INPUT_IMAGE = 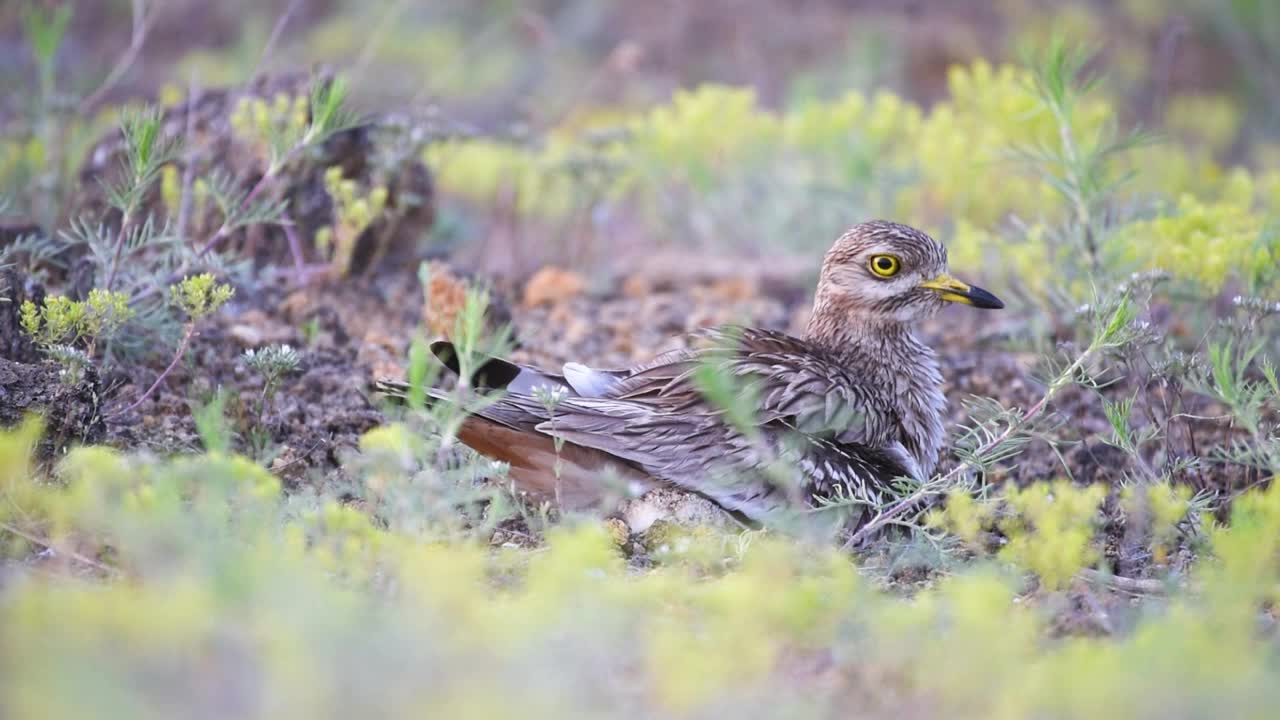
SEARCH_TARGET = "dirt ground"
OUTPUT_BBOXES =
[89,249,1237,500]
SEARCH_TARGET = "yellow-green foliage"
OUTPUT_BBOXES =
[1110,186,1270,289]
[229,92,311,169]
[316,166,390,277]
[425,134,618,221]
[20,289,133,352]
[629,85,780,190]
[3,423,1279,718]
[0,136,46,195]
[1123,483,1193,565]
[169,273,235,320]
[1166,93,1243,154]
[424,60,1274,295]
[934,480,1150,590]
[160,163,181,218]
[0,418,44,556]
[999,481,1108,590]
[902,61,1096,227]
[928,487,995,548]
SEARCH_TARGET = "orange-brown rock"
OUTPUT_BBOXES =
[523,267,587,308]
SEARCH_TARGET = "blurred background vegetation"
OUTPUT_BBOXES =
[3,0,1280,278]
[6,0,1280,146]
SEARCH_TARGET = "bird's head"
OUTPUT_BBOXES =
[812,220,1004,325]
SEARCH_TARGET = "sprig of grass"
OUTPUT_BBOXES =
[1015,36,1156,278]
[845,294,1140,548]
[21,2,71,105]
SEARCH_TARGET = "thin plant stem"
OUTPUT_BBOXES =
[282,216,307,281]
[1044,96,1099,273]
[1078,568,1171,595]
[103,206,135,295]
[112,322,197,417]
[77,0,151,115]
[252,0,304,79]
[175,71,202,239]
[131,168,279,306]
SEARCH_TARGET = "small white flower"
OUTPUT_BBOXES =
[532,384,569,410]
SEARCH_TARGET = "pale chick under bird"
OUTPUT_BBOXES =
[376,220,1003,531]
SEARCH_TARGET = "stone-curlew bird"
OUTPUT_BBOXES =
[376,220,1003,528]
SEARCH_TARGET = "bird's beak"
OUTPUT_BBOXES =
[918,274,1004,309]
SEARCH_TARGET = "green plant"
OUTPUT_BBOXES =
[1187,307,1280,476]
[532,384,570,507]
[315,166,389,277]
[112,274,235,417]
[20,290,133,356]
[19,289,134,383]
[1015,38,1154,278]
[242,343,301,456]
[10,2,73,227]
[1,65,363,412]
[228,79,360,180]
[847,293,1145,553]
[244,344,301,414]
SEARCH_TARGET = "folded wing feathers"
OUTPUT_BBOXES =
[378,326,903,519]
[539,327,896,507]
[561,362,625,397]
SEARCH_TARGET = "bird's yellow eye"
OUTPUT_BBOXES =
[869,254,901,278]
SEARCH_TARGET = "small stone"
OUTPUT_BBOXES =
[357,329,405,381]
[227,324,263,347]
[278,290,315,322]
[620,487,729,533]
[270,446,296,474]
[523,267,586,308]
[621,274,651,298]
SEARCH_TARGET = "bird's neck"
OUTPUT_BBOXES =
[803,304,947,479]
[803,302,917,357]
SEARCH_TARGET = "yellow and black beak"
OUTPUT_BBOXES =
[919,274,1004,309]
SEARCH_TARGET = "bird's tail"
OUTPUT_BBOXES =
[371,340,556,432]
[372,377,436,405]
[372,338,523,406]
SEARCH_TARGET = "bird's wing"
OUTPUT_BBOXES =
[533,326,908,517]
[376,327,909,519]
[607,326,888,437]
[374,339,635,434]
[426,339,635,397]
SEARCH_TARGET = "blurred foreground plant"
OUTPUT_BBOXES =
[3,411,1280,718]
